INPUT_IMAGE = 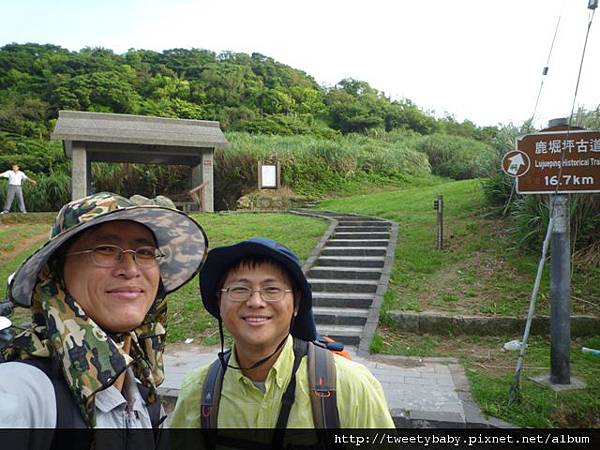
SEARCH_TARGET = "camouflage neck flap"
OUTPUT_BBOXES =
[2,265,166,427]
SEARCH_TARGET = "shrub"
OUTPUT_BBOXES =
[92,162,190,199]
[506,193,600,262]
[417,133,497,179]
[482,173,515,211]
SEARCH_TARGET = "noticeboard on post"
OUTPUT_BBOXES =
[258,161,280,189]
[504,126,600,194]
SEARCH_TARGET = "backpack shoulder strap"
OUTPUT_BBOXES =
[197,341,341,430]
[137,383,166,429]
[200,351,230,428]
[20,357,87,428]
[274,338,308,429]
[307,341,340,429]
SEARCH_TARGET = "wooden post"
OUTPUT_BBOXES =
[434,195,444,250]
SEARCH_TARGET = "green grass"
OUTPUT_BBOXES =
[0,243,45,325]
[189,212,326,258]
[319,178,600,427]
[318,179,599,318]
[376,327,600,427]
[0,212,55,225]
[468,335,600,428]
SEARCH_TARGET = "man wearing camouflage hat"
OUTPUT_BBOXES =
[0,193,207,440]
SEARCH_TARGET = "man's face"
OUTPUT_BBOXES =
[219,261,297,354]
[62,221,161,333]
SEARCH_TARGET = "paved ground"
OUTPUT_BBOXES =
[159,343,511,428]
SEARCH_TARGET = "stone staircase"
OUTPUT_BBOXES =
[290,210,398,355]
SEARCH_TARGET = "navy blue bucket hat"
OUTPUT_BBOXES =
[199,238,317,341]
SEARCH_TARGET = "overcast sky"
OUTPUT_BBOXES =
[2,0,598,128]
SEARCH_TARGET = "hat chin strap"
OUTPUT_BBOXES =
[217,314,297,371]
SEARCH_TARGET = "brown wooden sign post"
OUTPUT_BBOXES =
[503,122,600,388]
[508,125,600,194]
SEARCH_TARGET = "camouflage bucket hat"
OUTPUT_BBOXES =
[10,192,208,306]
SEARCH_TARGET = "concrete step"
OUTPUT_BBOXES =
[312,292,374,308]
[313,306,369,325]
[328,239,389,247]
[338,217,391,227]
[308,266,381,280]
[329,216,379,221]
[322,247,387,257]
[316,256,385,268]
[336,226,391,232]
[317,324,363,345]
[334,232,391,240]
[308,278,379,294]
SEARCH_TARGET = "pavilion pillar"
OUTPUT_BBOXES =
[71,143,90,201]
[201,150,214,212]
[191,150,214,212]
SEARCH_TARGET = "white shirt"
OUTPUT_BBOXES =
[1,170,29,186]
[0,362,161,428]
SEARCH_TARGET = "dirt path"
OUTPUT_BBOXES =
[0,226,47,265]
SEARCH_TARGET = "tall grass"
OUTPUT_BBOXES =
[417,133,497,179]
[92,162,190,199]
[2,132,432,211]
[215,132,431,208]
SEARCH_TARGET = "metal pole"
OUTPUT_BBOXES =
[550,194,571,384]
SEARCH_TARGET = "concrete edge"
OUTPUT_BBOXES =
[358,220,399,356]
[289,209,338,272]
[388,310,600,336]
[448,363,516,428]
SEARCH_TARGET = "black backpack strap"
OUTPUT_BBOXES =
[200,350,230,429]
[137,383,167,429]
[307,341,340,429]
[17,358,92,450]
[20,357,87,429]
[137,383,168,449]
[275,337,308,428]
[270,338,309,449]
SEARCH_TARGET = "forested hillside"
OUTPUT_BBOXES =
[0,43,499,140]
[0,43,506,211]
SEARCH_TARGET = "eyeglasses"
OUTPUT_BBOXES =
[221,285,292,303]
[65,244,164,268]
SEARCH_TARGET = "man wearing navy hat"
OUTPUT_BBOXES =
[171,238,395,431]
